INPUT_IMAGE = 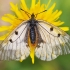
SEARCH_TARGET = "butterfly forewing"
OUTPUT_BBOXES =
[0,21,30,60]
[35,20,70,61]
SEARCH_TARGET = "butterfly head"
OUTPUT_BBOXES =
[31,13,35,19]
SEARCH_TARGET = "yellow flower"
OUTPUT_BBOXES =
[1,0,69,64]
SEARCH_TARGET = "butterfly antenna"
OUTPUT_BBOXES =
[35,10,47,17]
[20,8,31,18]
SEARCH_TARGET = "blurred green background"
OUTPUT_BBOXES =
[0,0,70,70]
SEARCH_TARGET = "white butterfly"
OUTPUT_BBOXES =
[0,10,70,62]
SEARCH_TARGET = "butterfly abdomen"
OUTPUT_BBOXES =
[30,26,36,44]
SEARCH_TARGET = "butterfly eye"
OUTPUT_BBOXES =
[50,27,53,31]
[58,33,61,37]
[9,39,13,43]
[15,31,18,35]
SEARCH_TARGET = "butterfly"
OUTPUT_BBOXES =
[0,9,70,62]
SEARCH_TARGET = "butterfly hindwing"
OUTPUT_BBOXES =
[0,21,30,60]
[35,20,70,61]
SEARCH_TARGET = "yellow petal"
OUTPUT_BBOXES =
[30,49,34,64]
[0,26,12,32]
[46,0,51,9]
[10,2,16,11]
[4,14,16,20]
[32,0,40,14]
[2,16,13,24]
[20,10,29,20]
[36,4,45,19]
[10,2,23,19]
[21,0,28,11]
[0,33,9,40]
[51,21,64,26]
[28,36,35,64]
[60,27,69,31]
[52,11,62,21]
[31,0,36,9]
[20,59,23,62]
[43,3,56,20]
[46,10,58,22]
[20,55,26,62]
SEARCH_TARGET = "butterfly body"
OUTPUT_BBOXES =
[29,25,36,44]
[28,13,37,44]
[27,13,44,45]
